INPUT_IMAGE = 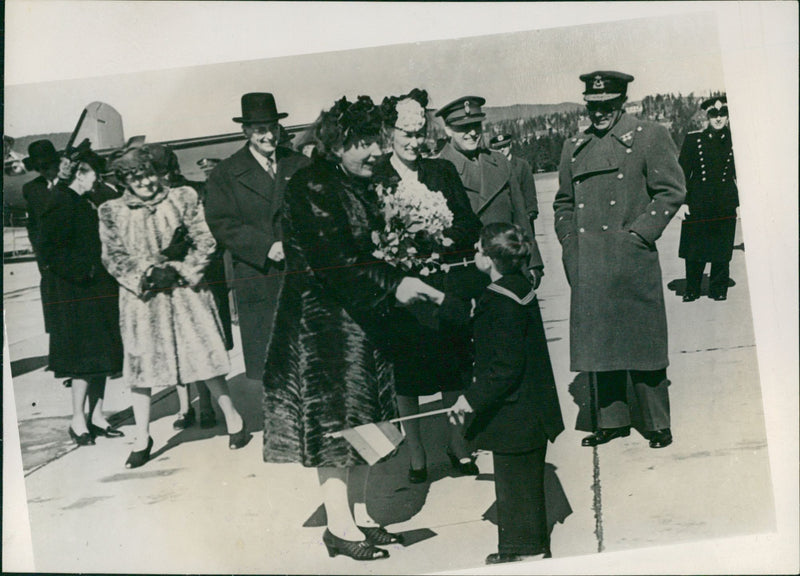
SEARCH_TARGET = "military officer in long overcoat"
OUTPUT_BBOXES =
[678,95,738,302]
[205,93,310,380]
[554,71,686,449]
[436,97,544,288]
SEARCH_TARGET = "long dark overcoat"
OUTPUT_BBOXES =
[438,143,544,270]
[510,155,539,217]
[23,175,56,333]
[463,273,564,453]
[678,126,738,262]
[262,158,407,468]
[205,145,309,378]
[553,114,686,372]
[37,183,123,379]
[371,154,483,396]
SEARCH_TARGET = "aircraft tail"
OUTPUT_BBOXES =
[68,102,125,151]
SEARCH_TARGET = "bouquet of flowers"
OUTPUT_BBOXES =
[371,178,454,276]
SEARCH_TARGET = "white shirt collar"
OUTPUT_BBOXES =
[390,153,418,182]
[248,146,276,173]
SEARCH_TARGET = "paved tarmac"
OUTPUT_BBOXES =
[3,174,776,574]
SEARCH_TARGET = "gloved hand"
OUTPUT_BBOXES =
[160,224,194,262]
[142,265,185,294]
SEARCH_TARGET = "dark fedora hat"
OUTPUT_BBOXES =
[233,93,289,124]
[24,139,61,171]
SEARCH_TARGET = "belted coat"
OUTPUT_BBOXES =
[678,126,738,262]
[554,114,686,372]
[204,145,310,379]
[438,143,543,270]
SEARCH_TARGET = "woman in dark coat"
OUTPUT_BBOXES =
[372,88,484,482]
[263,96,443,561]
[37,146,124,445]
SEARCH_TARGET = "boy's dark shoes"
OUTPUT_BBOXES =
[581,426,630,446]
[485,551,551,564]
[648,428,673,448]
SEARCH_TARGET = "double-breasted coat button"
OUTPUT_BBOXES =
[664,210,670,216]
[601,225,608,230]
[578,203,584,208]
[579,228,585,233]
[617,173,624,179]
[636,126,642,131]
[609,200,616,205]
[702,177,707,181]
[571,157,576,163]
[650,210,657,215]
[626,149,632,154]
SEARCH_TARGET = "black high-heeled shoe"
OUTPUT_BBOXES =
[69,426,95,446]
[125,437,154,469]
[89,423,125,438]
[322,529,389,560]
[228,420,250,450]
[359,525,404,545]
[446,449,479,475]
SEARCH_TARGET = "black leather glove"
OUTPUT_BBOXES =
[143,265,185,293]
[160,224,194,262]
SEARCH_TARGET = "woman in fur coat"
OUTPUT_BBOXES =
[263,96,444,561]
[98,145,248,470]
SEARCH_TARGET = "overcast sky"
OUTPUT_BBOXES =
[4,5,724,143]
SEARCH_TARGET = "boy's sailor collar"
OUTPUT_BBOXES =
[487,273,536,305]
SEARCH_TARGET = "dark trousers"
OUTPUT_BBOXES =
[493,445,549,556]
[685,260,730,298]
[596,369,670,431]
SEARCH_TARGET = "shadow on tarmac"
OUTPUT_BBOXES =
[666,275,737,297]
[10,354,49,377]
[481,463,573,536]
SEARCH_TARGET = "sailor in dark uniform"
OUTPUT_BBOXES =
[678,95,738,301]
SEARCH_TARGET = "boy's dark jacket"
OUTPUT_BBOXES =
[460,272,564,453]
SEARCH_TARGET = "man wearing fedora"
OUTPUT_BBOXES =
[554,71,686,449]
[490,133,539,228]
[436,96,544,288]
[678,95,738,302]
[22,140,71,333]
[205,93,309,381]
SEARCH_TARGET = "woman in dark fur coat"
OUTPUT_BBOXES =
[372,88,484,483]
[263,96,444,561]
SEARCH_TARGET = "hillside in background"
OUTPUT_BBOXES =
[482,102,585,122]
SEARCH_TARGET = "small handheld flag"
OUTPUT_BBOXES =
[325,407,453,466]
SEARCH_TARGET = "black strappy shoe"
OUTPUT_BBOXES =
[322,529,389,560]
[359,526,404,545]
